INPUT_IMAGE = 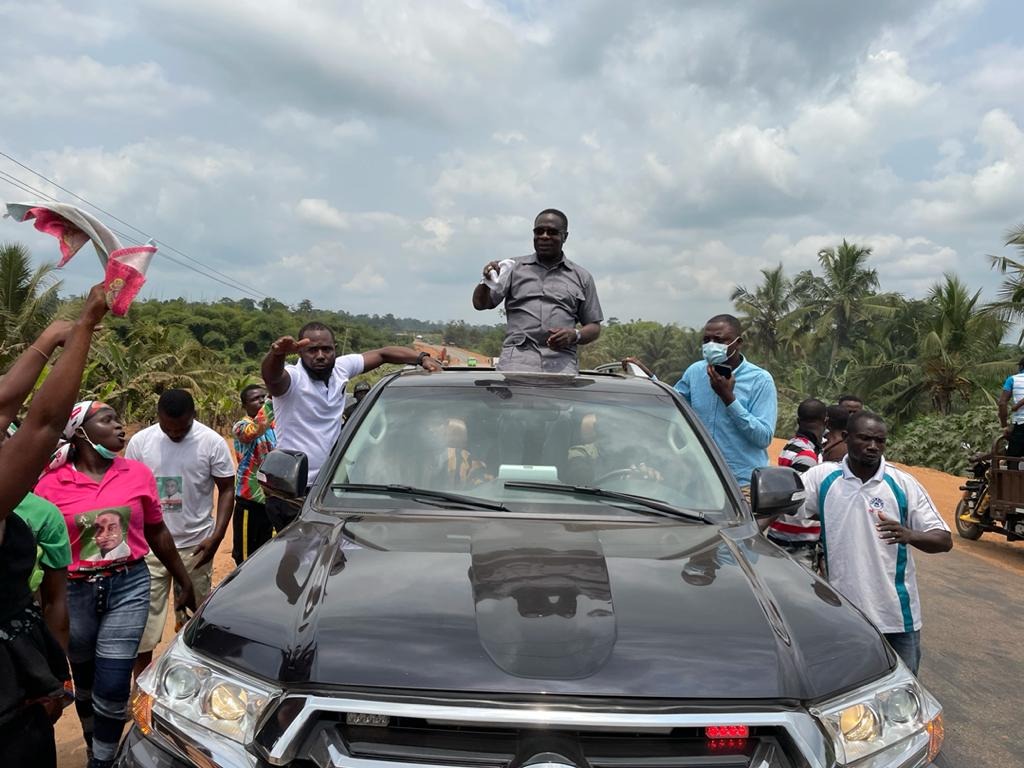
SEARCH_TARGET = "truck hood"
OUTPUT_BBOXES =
[190,513,891,700]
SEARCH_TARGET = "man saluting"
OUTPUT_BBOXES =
[261,322,442,529]
[472,209,603,374]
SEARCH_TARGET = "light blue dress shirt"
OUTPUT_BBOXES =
[674,357,778,486]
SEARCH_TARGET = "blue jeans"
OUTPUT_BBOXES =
[67,560,150,765]
[884,630,921,675]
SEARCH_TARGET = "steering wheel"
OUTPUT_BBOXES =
[593,467,649,485]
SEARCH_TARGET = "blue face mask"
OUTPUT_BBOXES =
[701,340,734,366]
[79,429,118,460]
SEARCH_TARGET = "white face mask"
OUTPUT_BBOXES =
[701,339,735,366]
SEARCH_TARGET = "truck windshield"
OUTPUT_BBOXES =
[324,382,735,521]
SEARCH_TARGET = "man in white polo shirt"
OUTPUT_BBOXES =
[798,411,951,674]
[261,321,442,529]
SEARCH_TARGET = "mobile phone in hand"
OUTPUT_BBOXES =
[713,364,732,379]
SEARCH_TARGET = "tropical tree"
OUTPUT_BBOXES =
[985,223,1024,341]
[730,263,796,361]
[849,274,1011,420]
[80,324,219,425]
[0,242,61,366]
[580,321,699,381]
[790,240,889,370]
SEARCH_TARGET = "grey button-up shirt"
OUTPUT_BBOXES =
[490,253,603,374]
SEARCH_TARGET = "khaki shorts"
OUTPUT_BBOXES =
[138,547,212,653]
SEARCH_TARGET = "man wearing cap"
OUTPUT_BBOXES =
[343,381,371,422]
[262,322,443,530]
[472,208,603,374]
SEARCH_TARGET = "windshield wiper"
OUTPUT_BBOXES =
[503,481,711,523]
[330,483,507,511]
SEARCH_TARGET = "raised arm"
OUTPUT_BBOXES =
[0,320,73,425]
[262,336,309,397]
[472,260,503,311]
[0,284,108,521]
[361,347,444,373]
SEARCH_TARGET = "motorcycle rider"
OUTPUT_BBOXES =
[998,356,1024,459]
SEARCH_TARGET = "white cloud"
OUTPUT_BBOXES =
[0,55,208,117]
[403,217,454,252]
[493,131,526,145]
[1,0,1017,324]
[906,110,1024,228]
[295,199,408,232]
[341,265,388,294]
[0,2,127,45]
[264,108,375,150]
[296,198,349,230]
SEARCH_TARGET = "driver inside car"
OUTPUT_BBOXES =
[564,413,663,486]
[430,417,492,490]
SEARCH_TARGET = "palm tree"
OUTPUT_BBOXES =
[0,242,61,366]
[731,263,796,360]
[81,323,219,424]
[851,274,1011,420]
[985,223,1024,341]
[790,240,889,370]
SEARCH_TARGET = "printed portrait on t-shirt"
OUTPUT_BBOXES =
[157,476,183,515]
[74,506,132,564]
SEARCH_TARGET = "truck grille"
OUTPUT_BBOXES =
[255,695,820,768]
[333,717,780,767]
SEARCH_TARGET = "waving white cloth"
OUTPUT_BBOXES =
[4,201,156,315]
[484,258,515,293]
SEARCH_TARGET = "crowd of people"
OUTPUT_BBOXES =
[0,208,953,767]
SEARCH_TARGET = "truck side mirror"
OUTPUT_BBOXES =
[258,450,308,500]
[750,466,806,518]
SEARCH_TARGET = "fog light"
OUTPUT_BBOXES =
[705,725,748,739]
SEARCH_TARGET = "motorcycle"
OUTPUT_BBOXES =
[956,437,1024,541]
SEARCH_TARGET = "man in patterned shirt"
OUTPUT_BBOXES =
[767,397,826,569]
[231,385,276,564]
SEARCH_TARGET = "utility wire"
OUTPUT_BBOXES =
[0,149,268,299]
[0,168,267,300]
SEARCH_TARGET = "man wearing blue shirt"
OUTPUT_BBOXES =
[674,314,777,488]
[998,356,1024,457]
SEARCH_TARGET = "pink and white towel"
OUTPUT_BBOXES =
[4,201,156,316]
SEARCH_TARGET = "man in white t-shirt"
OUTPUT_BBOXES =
[126,389,235,675]
[798,411,951,674]
[261,321,443,529]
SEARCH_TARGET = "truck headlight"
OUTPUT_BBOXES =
[811,660,942,765]
[132,635,280,745]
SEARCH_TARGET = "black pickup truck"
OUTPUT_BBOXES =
[119,368,944,768]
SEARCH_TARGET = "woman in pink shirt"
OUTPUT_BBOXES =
[0,285,107,768]
[35,401,195,768]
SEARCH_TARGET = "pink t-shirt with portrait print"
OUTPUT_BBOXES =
[34,457,163,573]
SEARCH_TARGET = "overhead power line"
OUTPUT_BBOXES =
[0,150,269,300]
[0,169,265,300]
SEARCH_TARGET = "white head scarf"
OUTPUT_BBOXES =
[48,400,107,470]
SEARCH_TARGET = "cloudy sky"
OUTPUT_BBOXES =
[2,0,1024,328]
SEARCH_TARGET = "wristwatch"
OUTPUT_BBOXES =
[416,351,431,367]
[574,329,582,344]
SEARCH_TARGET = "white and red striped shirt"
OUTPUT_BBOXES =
[769,432,821,544]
